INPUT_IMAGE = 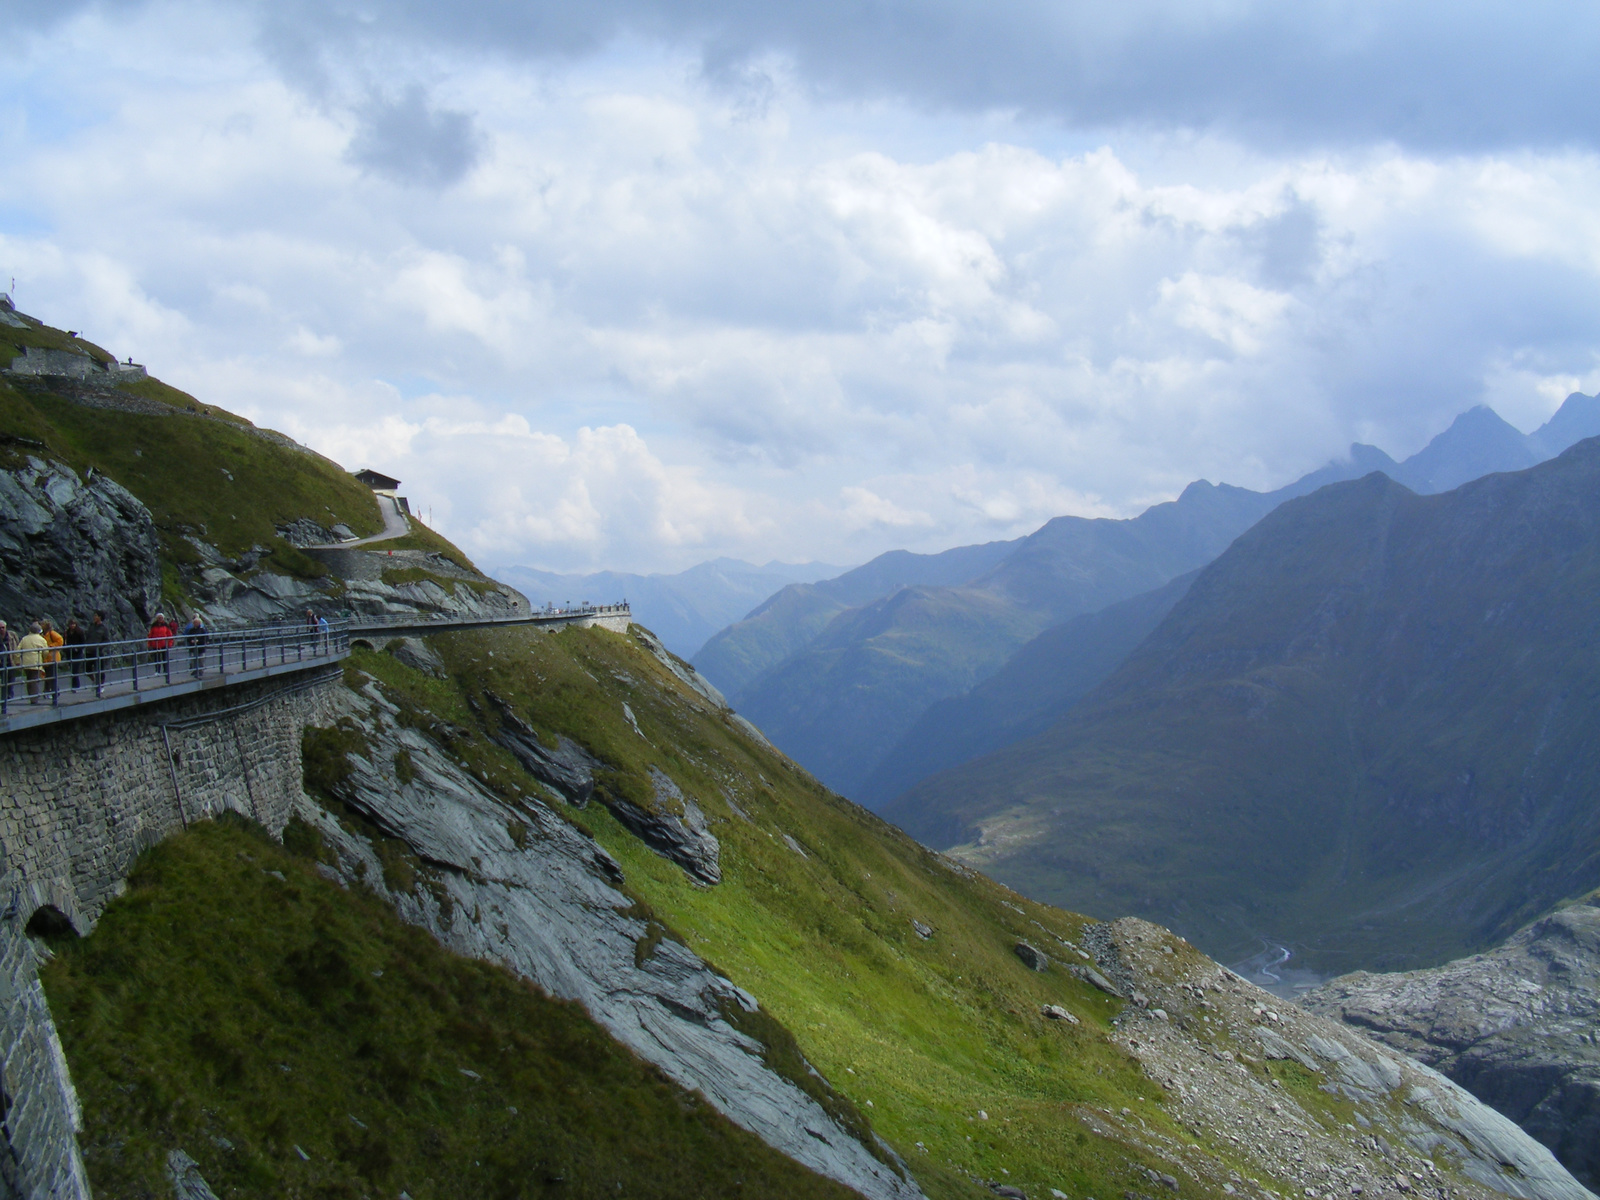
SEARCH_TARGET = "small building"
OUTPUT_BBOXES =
[354,468,401,493]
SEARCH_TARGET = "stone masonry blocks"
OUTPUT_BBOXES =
[0,669,343,1199]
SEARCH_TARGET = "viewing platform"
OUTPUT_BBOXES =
[0,603,632,735]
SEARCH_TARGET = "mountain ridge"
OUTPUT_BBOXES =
[764,393,1600,805]
[885,439,1600,978]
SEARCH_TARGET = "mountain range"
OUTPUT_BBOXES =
[9,296,1597,1198]
[884,438,1600,977]
[695,397,1600,803]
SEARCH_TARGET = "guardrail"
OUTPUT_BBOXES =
[346,602,630,630]
[1,618,351,717]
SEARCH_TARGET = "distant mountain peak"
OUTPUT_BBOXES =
[1532,391,1600,456]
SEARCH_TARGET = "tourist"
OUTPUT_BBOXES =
[41,619,63,695]
[147,613,176,680]
[317,612,330,652]
[17,623,47,703]
[0,620,15,701]
[184,615,209,679]
[86,611,111,693]
[63,618,86,691]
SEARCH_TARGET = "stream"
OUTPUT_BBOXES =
[1227,941,1327,999]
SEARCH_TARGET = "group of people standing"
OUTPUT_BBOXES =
[0,613,114,703]
[0,611,210,705]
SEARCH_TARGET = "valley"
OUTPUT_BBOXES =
[2,297,1597,1200]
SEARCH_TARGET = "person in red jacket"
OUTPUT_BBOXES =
[147,613,176,680]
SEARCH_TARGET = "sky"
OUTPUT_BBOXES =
[4,1,1600,574]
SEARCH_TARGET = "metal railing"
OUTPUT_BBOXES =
[0,618,350,716]
[346,602,630,630]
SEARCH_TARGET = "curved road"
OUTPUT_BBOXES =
[310,493,410,549]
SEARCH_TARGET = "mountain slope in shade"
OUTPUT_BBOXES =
[736,585,1040,794]
[862,397,1600,808]
[693,539,1018,699]
[857,571,1197,809]
[729,460,1398,799]
[1531,390,1600,455]
[887,441,1600,976]
[1390,405,1543,493]
[495,557,842,658]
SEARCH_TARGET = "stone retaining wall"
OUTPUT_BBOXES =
[0,668,343,1199]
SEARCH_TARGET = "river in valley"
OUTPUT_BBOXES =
[1227,942,1327,999]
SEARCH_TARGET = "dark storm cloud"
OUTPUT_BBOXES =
[345,86,484,187]
[11,0,1594,152]
[263,0,1599,152]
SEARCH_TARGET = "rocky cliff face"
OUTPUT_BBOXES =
[300,670,922,1200]
[1302,900,1600,1191]
[1084,918,1594,1200]
[186,540,527,628]
[0,455,161,635]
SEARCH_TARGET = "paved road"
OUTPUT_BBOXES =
[310,493,410,549]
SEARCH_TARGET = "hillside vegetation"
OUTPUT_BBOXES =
[326,626,1169,1200]
[1,309,384,597]
[889,447,1600,975]
[41,817,859,1200]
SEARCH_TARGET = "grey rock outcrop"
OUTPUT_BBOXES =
[299,677,924,1200]
[275,518,335,548]
[386,637,445,678]
[1014,941,1048,971]
[1302,899,1600,1190]
[485,692,721,883]
[189,538,529,628]
[167,1149,222,1200]
[485,691,600,805]
[602,767,721,885]
[0,456,161,635]
[1095,919,1595,1200]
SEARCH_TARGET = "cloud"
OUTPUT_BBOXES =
[7,5,1600,573]
[217,0,1600,154]
[345,85,484,187]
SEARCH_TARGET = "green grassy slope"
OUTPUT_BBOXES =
[1,309,385,594]
[889,451,1600,975]
[335,624,1213,1200]
[41,817,860,1200]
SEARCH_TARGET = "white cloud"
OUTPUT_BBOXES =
[5,6,1600,573]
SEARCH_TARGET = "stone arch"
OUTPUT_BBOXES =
[23,905,77,940]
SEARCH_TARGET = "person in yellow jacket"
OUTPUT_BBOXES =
[16,623,48,704]
[41,619,64,694]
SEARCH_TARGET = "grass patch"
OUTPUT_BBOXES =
[40,817,863,1200]
[342,627,1203,1200]
[378,521,480,572]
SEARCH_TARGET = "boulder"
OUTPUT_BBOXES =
[1014,941,1048,971]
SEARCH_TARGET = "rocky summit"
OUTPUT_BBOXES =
[1303,897,1600,1191]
